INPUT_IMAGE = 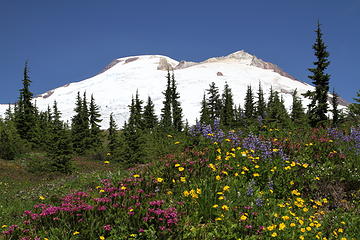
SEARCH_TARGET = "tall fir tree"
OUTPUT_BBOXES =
[199,93,210,124]
[143,96,158,129]
[108,113,118,153]
[331,89,340,126]
[48,101,73,173]
[220,82,235,127]
[89,94,102,149]
[15,62,37,142]
[171,72,183,131]
[305,22,331,126]
[206,82,222,121]
[348,90,360,122]
[256,82,266,119]
[290,89,306,124]
[267,91,290,126]
[244,86,255,120]
[71,92,90,154]
[160,70,173,130]
[134,90,144,130]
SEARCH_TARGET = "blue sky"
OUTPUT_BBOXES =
[1,0,359,103]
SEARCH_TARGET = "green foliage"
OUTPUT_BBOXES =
[306,22,331,126]
[143,96,158,129]
[267,91,290,127]
[244,85,255,120]
[348,89,360,123]
[171,72,183,132]
[71,92,90,154]
[206,82,222,121]
[290,89,306,124]
[256,82,266,119]
[331,89,340,126]
[108,113,119,153]
[0,122,18,160]
[160,71,173,130]
[89,94,103,150]
[220,82,235,127]
[199,93,210,124]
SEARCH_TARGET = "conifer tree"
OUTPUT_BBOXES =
[71,92,89,154]
[108,113,118,153]
[0,123,17,160]
[171,72,183,131]
[16,62,36,142]
[244,86,255,120]
[134,90,144,130]
[160,71,173,130]
[49,101,72,173]
[348,90,360,121]
[221,82,234,127]
[331,89,340,126]
[267,91,290,126]
[256,82,266,119]
[305,22,331,126]
[206,82,222,121]
[143,96,158,129]
[89,94,102,149]
[200,93,210,124]
[4,104,13,121]
[290,89,306,123]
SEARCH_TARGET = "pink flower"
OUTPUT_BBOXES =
[103,225,112,231]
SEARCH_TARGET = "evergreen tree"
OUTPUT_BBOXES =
[71,92,89,154]
[15,62,36,142]
[244,86,255,120]
[0,123,17,160]
[89,94,102,149]
[305,22,331,126]
[256,82,266,119]
[4,104,13,121]
[160,70,173,130]
[108,113,118,153]
[206,82,222,121]
[48,102,72,173]
[221,82,235,127]
[143,96,158,129]
[171,72,183,131]
[290,89,306,123]
[199,93,210,124]
[234,104,245,127]
[348,90,360,121]
[331,89,340,126]
[134,90,144,129]
[267,91,290,126]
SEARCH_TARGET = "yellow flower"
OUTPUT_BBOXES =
[196,188,202,194]
[178,167,185,172]
[302,163,309,168]
[167,134,172,138]
[99,189,105,193]
[215,217,222,221]
[291,189,301,196]
[272,148,279,152]
[299,219,304,225]
[340,238,347,240]
[175,164,180,167]
[129,233,137,237]
[300,228,306,232]
[338,228,344,233]
[240,215,247,221]
[212,204,219,208]
[1,225,7,228]
[180,177,186,182]
[73,231,80,235]
[322,198,328,203]
[255,165,260,168]
[225,138,231,142]
[267,225,275,231]
[133,174,140,178]
[223,186,230,191]
[299,236,305,240]
[271,232,278,237]
[253,173,260,177]
[103,161,110,164]
[156,178,164,183]
[216,175,221,181]
[306,226,311,231]
[106,152,111,156]
[100,236,105,240]
[167,191,173,195]
[290,161,296,167]
[290,181,295,185]
[120,186,127,190]
[234,172,239,176]
[282,216,290,221]
[218,196,224,200]
[44,238,49,240]
[279,223,286,230]
[314,177,320,180]
[39,196,45,200]
[290,223,296,227]
[303,208,309,212]
[174,141,180,144]
[183,191,190,197]
[221,205,229,211]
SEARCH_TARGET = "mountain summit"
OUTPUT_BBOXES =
[0,51,345,128]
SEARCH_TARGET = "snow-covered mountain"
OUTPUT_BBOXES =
[0,50,347,128]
